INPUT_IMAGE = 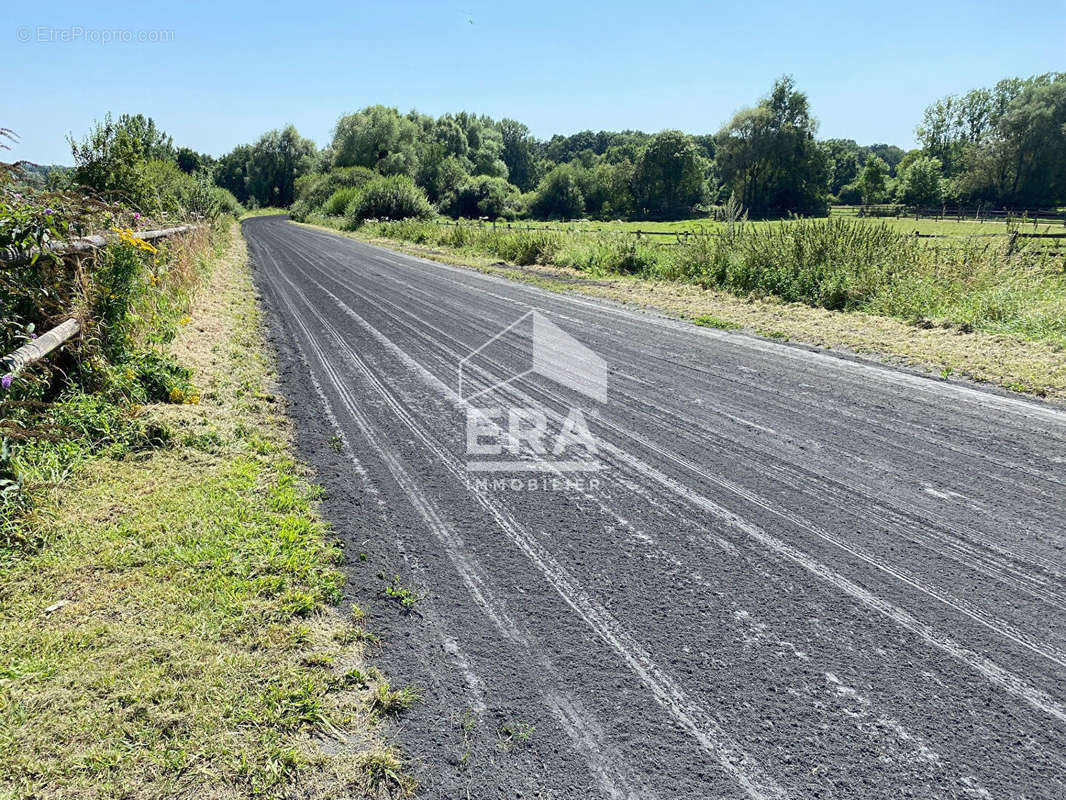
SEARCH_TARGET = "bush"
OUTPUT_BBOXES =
[211,187,244,217]
[290,167,376,221]
[322,187,361,217]
[342,175,433,228]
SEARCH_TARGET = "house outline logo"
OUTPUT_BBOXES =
[457,310,607,403]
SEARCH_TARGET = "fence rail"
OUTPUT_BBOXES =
[0,224,197,268]
[1,225,201,378]
[832,204,1066,225]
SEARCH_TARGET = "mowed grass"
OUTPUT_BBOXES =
[0,225,413,799]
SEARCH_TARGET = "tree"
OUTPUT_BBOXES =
[631,130,707,217]
[69,113,174,202]
[245,126,316,207]
[529,165,584,219]
[715,77,828,215]
[857,156,888,206]
[214,145,253,205]
[822,139,861,196]
[917,72,1066,205]
[897,156,943,207]
[499,118,537,191]
[176,147,212,174]
[332,105,421,176]
[441,175,520,219]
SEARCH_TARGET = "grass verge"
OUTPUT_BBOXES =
[0,223,413,799]
[299,218,1066,402]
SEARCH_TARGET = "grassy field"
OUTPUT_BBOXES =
[0,224,413,799]
[301,216,1066,401]
[449,213,1066,239]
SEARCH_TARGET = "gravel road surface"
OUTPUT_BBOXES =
[243,215,1066,799]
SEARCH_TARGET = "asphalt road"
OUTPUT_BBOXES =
[243,215,1066,799]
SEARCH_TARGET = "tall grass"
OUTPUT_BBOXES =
[358,217,1066,346]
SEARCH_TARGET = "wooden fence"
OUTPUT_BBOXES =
[1,225,199,377]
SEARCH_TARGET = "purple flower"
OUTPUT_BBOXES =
[133,212,141,220]
[44,208,54,215]
[1,374,12,390]
[29,333,37,340]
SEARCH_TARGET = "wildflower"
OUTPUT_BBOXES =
[179,316,192,326]
[150,275,159,285]
[133,212,141,220]
[29,333,37,340]
[129,403,144,415]
[124,368,135,381]
[187,394,201,405]
[1,374,12,390]
[44,208,54,216]
[169,386,185,403]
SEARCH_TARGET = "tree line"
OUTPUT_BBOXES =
[55,71,1066,223]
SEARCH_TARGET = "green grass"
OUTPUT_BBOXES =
[439,212,1065,238]
[239,206,290,220]
[692,314,741,330]
[0,225,413,800]
[354,216,1066,349]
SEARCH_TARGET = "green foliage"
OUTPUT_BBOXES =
[210,186,245,217]
[289,166,376,221]
[332,105,422,175]
[244,126,317,208]
[360,216,1066,351]
[322,186,362,217]
[631,130,708,218]
[857,156,889,205]
[342,175,433,226]
[715,76,829,216]
[918,72,1066,206]
[440,175,520,220]
[529,165,585,219]
[897,156,944,206]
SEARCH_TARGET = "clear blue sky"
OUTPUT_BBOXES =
[3,0,1062,165]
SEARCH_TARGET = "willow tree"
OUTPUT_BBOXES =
[714,77,828,216]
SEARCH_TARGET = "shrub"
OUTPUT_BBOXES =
[211,187,244,217]
[322,187,361,217]
[290,167,376,221]
[342,175,433,228]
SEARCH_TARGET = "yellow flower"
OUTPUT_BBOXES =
[129,403,144,415]
[111,226,157,253]
[150,275,159,285]
[186,394,200,405]
[179,316,192,326]
[169,387,185,403]
[124,369,135,381]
